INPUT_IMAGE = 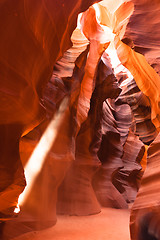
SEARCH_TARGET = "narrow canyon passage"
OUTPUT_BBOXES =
[1,0,160,240]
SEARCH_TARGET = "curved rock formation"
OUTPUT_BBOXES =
[92,99,131,209]
[125,0,160,76]
[130,133,160,240]
[57,61,121,215]
[0,0,100,224]
[122,1,160,239]
[116,76,158,145]
[113,130,144,203]
[114,36,160,131]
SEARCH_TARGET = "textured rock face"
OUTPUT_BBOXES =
[126,0,160,75]
[120,0,160,131]
[113,130,145,203]
[115,37,160,131]
[0,0,99,222]
[130,133,160,240]
[93,96,144,208]
[0,0,98,130]
[57,61,121,215]
[116,76,158,145]
[124,1,160,240]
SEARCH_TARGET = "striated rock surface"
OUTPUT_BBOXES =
[92,100,131,209]
[113,130,144,203]
[115,0,160,132]
[0,0,98,131]
[115,37,160,131]
[57,61,121,215]
[0,0,100,223]
[130,133,160,240]
[117,76,158,145]
[126,0,160,75]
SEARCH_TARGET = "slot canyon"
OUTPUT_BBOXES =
[0,0,160,239]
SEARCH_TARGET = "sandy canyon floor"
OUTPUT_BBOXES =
[4,208,130,240]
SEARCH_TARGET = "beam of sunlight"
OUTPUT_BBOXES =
[14,97,69,212]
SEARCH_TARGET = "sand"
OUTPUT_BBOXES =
[7,208,130,240]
